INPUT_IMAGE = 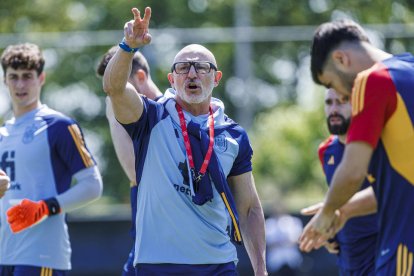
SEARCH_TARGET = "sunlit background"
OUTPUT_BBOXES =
[1,0,413,274]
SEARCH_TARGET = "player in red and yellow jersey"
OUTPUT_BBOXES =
[299,19,414,275]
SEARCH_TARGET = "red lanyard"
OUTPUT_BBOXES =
[176,103,215,185]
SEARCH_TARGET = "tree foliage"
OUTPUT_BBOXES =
[1,0,414,205]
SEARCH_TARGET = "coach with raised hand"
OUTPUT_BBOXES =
[104,6,268,276]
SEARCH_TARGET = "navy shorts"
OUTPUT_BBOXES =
[0,265,67,276]
[135,262,237,276]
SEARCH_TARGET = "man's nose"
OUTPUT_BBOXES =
[187,65,197,77]
[16,79,25,88]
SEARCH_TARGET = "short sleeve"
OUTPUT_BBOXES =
[347,64,397,148]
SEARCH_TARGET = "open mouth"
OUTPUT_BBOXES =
[16,92,28,98]
[186,83,200,91]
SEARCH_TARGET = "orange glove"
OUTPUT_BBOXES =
[7,198,61,233]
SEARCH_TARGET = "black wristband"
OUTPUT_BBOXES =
[44,197,61,216]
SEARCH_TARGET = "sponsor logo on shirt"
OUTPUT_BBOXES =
[1,151,15,181]
[174,161,191,196]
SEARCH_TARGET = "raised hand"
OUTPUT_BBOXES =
[123,7,152,49]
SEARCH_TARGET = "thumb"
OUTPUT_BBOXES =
[300,202,324,216]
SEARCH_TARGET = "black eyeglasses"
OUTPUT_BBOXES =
[171,61,217,74]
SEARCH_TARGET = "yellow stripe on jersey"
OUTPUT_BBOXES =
[352,67,372,116]
[41,267,53,276]
[351,78,360,115]
[220,192,242,243]
[402,245,408,276]
[382,93,414,185]
[397,244,413,276]
[397,244,402,276]
[408,252,413,276]
[68,124,94,168]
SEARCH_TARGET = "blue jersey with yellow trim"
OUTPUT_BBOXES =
[348,53,414,270]
[123,97,252,265]
[319,135,377,271]
[0,105,95,270]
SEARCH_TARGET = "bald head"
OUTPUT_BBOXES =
[173,44,217,67]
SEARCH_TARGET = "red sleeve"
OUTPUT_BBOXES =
[346,63,397,148]
[318,136,334,173]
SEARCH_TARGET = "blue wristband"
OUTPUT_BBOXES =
[118,39,139,53]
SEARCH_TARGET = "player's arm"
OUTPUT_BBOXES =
[300,185,376,245]
[338,185,377,220]
[323,141,373,214]
[299,142,373,252]
[105,97,136,183]
[228,172,268,276]
[103,7,152,124]
[6,166,102,234]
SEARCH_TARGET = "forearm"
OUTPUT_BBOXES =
[103,48,134,96]
[240,202,267,276]
[322,142,372,215]
[323,164,365,214]
[340,186,377,219]
[56,166,103,212]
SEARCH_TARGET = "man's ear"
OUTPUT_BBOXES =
[331,50,350,70]
[167,73,175,88]
[134,69,147,83]
[39,72,46,86]
[214,71,222,87]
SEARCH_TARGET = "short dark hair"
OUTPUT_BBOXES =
[96,46,150,78]
[310,19,370,85]
[1,43,45,77]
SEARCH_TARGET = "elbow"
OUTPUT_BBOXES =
[103,78,116,97]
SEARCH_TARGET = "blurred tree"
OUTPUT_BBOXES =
[250,98,328,209]
[0,0,413,205]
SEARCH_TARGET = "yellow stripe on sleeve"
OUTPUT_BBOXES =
[352,68,372,116]
[68,124,94,168]
[351,82,360,116]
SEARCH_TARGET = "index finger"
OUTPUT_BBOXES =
[131,7,141,21]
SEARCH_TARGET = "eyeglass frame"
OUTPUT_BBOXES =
[170,61,218,74]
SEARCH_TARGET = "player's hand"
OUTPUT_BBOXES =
[124,7,152,49]
[300,202,323,216]
[7,199,51,233]
[324,240,339,254]
[298,208,336,252]
[331,208,348,234]
[0,170,10,198]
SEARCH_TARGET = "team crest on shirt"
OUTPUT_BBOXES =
[22,122,45,144]
[214,134,227,152]
[22,124,37,144]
